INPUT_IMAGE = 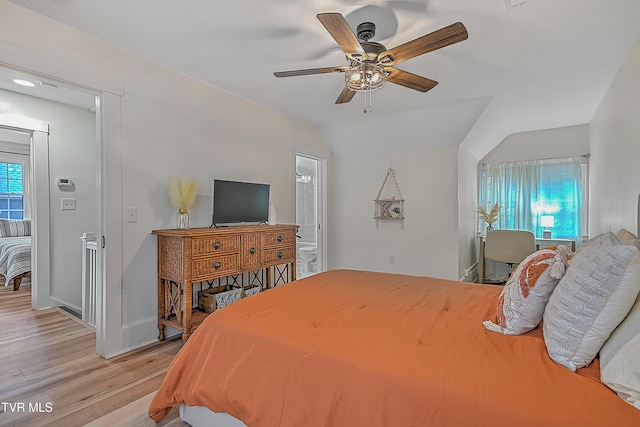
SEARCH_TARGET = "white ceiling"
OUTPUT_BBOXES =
[5,0,640,155]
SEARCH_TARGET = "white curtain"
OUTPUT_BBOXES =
[479,156,584,239]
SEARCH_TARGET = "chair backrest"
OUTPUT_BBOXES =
[485,230,536,265]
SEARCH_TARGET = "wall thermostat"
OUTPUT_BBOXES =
[57,177,74,187]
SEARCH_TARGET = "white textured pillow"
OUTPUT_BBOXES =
[571,231,619,261]
[543,239,640,371]
[483,246,571,335]
[600,291,640,409]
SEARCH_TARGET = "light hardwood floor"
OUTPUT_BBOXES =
[0,280,189,426]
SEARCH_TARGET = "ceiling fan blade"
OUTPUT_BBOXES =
[385,68,438,92]
[274,66,349,78]
[317,13,366,57]
[336,86,356,104]
[377,22,468,66]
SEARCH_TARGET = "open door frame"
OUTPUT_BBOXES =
[293,146,330,274]
[0,116,51,309]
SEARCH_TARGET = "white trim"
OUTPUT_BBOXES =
[0,116,51,310]
[118,316,159,356]
[0,52,123,97]
[31,130,50,310]
[96,92,123,358]
[0,115,48,133]
[459,262,478,282]
[49,296,82,314]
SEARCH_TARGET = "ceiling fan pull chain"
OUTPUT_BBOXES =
[363,88,368,114]
[363,87,373,114]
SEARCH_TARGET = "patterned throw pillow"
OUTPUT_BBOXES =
[0,219,31,237]
[543,234,640,371]
[483,245,572,335]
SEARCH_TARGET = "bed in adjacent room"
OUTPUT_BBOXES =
[0,219,32,291]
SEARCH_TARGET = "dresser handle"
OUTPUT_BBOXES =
[277,251,283,259]
[213,262,221,270]
[277,235,283,243]
[213,241,221,250]
[249,247,256,255]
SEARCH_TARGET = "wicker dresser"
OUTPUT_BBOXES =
[152,224,298,342]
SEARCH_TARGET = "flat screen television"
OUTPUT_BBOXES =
[211,179,270,226]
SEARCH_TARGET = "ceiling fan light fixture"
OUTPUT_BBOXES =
[345,62,386,92]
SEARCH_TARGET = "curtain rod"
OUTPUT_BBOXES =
[480,153,589,168]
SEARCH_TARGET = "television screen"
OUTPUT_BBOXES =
[212,179,270,226]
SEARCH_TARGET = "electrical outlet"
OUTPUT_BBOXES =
[61,198,76,210]
[389,254,396,264]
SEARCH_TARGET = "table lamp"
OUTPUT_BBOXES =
[541,215,554,238]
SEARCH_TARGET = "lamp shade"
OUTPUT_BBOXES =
[541,215,555,228]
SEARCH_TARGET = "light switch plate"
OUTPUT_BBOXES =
[125,207,137,223]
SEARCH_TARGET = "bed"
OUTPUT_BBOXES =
[149,267,640,425]
[149,199,640,426]
[0,219,32,291]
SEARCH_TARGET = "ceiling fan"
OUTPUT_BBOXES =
[274,12,468,108]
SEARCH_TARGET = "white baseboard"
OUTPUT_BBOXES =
[49,296,81,313]
[459,262,478,282]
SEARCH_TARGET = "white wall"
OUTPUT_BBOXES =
[0,88,96,311]
[0,1,329,355]
[457,146,478,281]
[331,146,459,280]
[481,124,590,164]
[590,34,640,235]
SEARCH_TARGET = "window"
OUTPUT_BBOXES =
[0,162,25,219]
[478,156,588,241]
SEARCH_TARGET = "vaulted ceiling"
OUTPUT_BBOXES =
[5,0,640,155]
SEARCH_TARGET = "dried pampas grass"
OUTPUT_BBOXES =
[477,202,501,225]
[167,177,197,209]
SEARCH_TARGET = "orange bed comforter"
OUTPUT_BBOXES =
[149,269,640,426]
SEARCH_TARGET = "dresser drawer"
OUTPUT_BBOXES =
[192,254,239,280]
[264,231,296,247]
[241,234,262,269]
[192,235,240,256]
[263,246,295,265]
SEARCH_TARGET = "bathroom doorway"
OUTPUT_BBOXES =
[295,154,326,278]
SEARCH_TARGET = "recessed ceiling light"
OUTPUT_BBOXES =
[12,79,37,87]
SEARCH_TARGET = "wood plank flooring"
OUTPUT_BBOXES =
[0,280,188,426]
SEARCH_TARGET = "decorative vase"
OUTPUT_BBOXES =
[176,208,189,230]
[268,202,276,225]
[486,224,494,233]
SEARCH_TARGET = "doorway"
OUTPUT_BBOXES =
[0,119,51,310]
[0,66,103,347]
[295,154,327,278]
